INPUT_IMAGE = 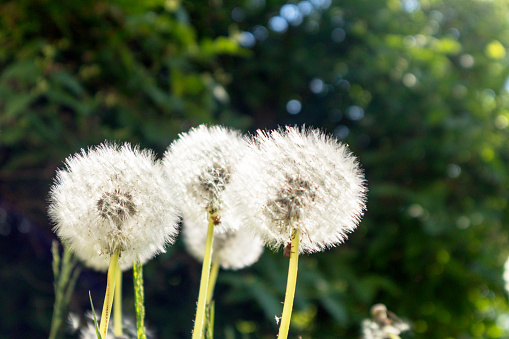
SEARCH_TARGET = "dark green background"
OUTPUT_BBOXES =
[1,0,509,337]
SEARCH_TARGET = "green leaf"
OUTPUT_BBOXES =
[5,92,38,117]
[89,291,102,339]
[50,71,85,96]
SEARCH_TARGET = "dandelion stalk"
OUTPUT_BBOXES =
[99,248,120,338]
[204,262,220,339]
[192,210,216,339]
[114,266,123,337]
[206,262,220,305]
[277,229,300,339]
[133,260,147,339]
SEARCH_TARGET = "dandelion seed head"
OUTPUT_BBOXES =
[162,125,248,231]
[361,304,411,339]
[223,126,367,253]
[183,216,264,270]
[49,142,180,269]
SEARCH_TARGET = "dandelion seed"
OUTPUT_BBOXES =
[68,312,81,333]
[48,142,180,268]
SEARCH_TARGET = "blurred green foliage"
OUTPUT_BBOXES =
[0,0,249,172]
[2,0,509,338]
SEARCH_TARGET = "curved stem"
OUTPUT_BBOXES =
[277,229,300,339]
[114,265,123,337]
[192,211,216,339]
[99,249,120,339]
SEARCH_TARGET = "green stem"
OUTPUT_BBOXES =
[204,262,220,339]
[99,249,120,339]
[49,241,62,339]
[277,229,300,339]
[192,211,216,339]
[205,300,215,339]
[114,265,123,337]
[49,241,80,339]
[206,262,220,305]
[133,261,147,339]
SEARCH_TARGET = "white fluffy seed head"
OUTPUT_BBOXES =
[162,125,248,232]
[48,142,180,269]
[223,126,367,254]
[182,215,264,270]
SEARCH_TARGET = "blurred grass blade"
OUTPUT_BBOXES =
[49,241,81,339]
[89,291,103,339]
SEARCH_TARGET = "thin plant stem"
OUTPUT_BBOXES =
[133,261,147,339]
[277,228,300,339]
[114,265,123,337]
[49,241,80,339]
[205,262,220,339]
[89,291,102,339]
[206,262,220,305]
[99,248,120,339]
[192,210,216,339]
[205,300,215,339]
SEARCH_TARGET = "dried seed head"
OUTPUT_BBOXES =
[49,142,180,269]
[223,126,367,253]
[162,125,248,231]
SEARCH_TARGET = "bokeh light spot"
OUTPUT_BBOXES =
[231,7,246,22]
[239,32,256,48]
[309,78,324,94]
[253,25,269,41]
[298,1,313,16]
[280,4,302,25]
[331,28,346,43]
[333,125,349,139]
[402,73,417,87]
[495,115,508,129]
[286,99,302,114]
[446,163,461,178]
[408,204,424,218]
[402,0,420,13]
[346,105,364,120]
[456,216,470,229]
[328,109,342,122]
[485,40,506,59]
[269,16,288,33]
